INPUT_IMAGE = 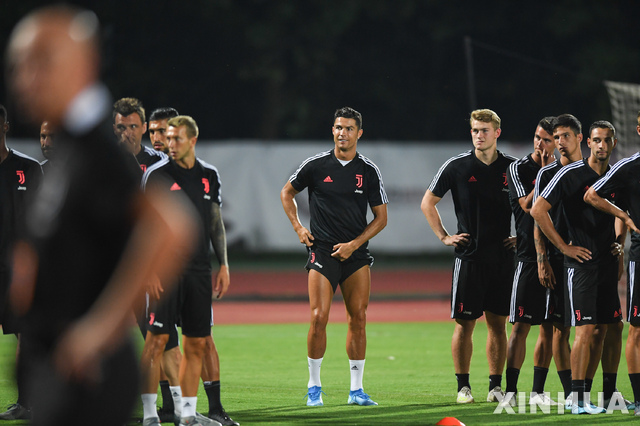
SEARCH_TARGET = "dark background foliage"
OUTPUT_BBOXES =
[2,0,639,141]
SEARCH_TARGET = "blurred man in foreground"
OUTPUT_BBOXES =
[6,5,196,425]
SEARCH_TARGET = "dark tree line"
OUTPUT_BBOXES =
[2,0,640,141]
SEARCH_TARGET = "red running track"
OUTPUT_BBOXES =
[213,269,453,324]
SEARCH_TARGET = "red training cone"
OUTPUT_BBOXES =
[436,417,465,426]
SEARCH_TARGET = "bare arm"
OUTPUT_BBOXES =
[584,187,639,234]
[534,224,556,289]
[420,189,469,247]
[613,217,627,281]
[210,202,230,299]
[280,181,314,246]
[530,196,591,263]
[50,187,196,382]
[331,203,388,261]
[518,190,534,214]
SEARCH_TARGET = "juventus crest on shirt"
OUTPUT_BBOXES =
[289,149,387,248]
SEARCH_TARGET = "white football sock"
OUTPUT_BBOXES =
[349,359,365,391]
[182,396,197,418]
[141,393,158,420]
[308,357,323,388]
[170,385,182,417]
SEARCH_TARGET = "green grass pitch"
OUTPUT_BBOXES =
[0,321,636,425]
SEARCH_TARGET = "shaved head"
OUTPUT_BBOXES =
[6,6,100,125]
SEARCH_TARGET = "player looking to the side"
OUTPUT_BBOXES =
[135,104,182,424]
[421,109,516,404]
[148,107,178,154]
[531,120,625,414]
[504,117,559,406]
[281,106,388,407]
[584,111,640,415]
[142,115,235,426]
[39,120,55,174]
[5,6,196,425]
[532,114,583,403]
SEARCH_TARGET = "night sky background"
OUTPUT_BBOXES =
[2,0,640,143]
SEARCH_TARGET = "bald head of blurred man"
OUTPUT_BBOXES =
[6,6,100,126]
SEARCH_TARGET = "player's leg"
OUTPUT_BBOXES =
[159,344,182,422]
[141,287,178,425]
[452,317,476,403]
[599,322,621,402]
[341,265,377,406]
[531,322,554,397]
[550,259,572,399]
[571,324,597,410]
[449,257,487,403]
[308,269,334,359]
[0,333,30,420]
[628,325,640,411]
[594,260,627,408]
[506,322,530,395]
[178,273,217,424]
[506,261,535,399]
[305,269,333,406]
[485,311,508,401]
[202,333,239,425]
[140,332,170,424]
[0,291,30,421]
[340,265,370,361]
[584,324,607,393]
[484,259,512,403]
[553,324,572,399]
[628,261,640,412]
[180,336,206,416]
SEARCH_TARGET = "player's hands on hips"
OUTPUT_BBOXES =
[537,259,556,289]
[296,226,314,247]
[213,264,230,300]
[331,242,355,261]
[442,233,470,248]
[562,242,591,263]
[503,236,517,251]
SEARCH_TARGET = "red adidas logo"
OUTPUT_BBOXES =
[170,182,181,191]
[324,176,333,183]
[468,176,477,182]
